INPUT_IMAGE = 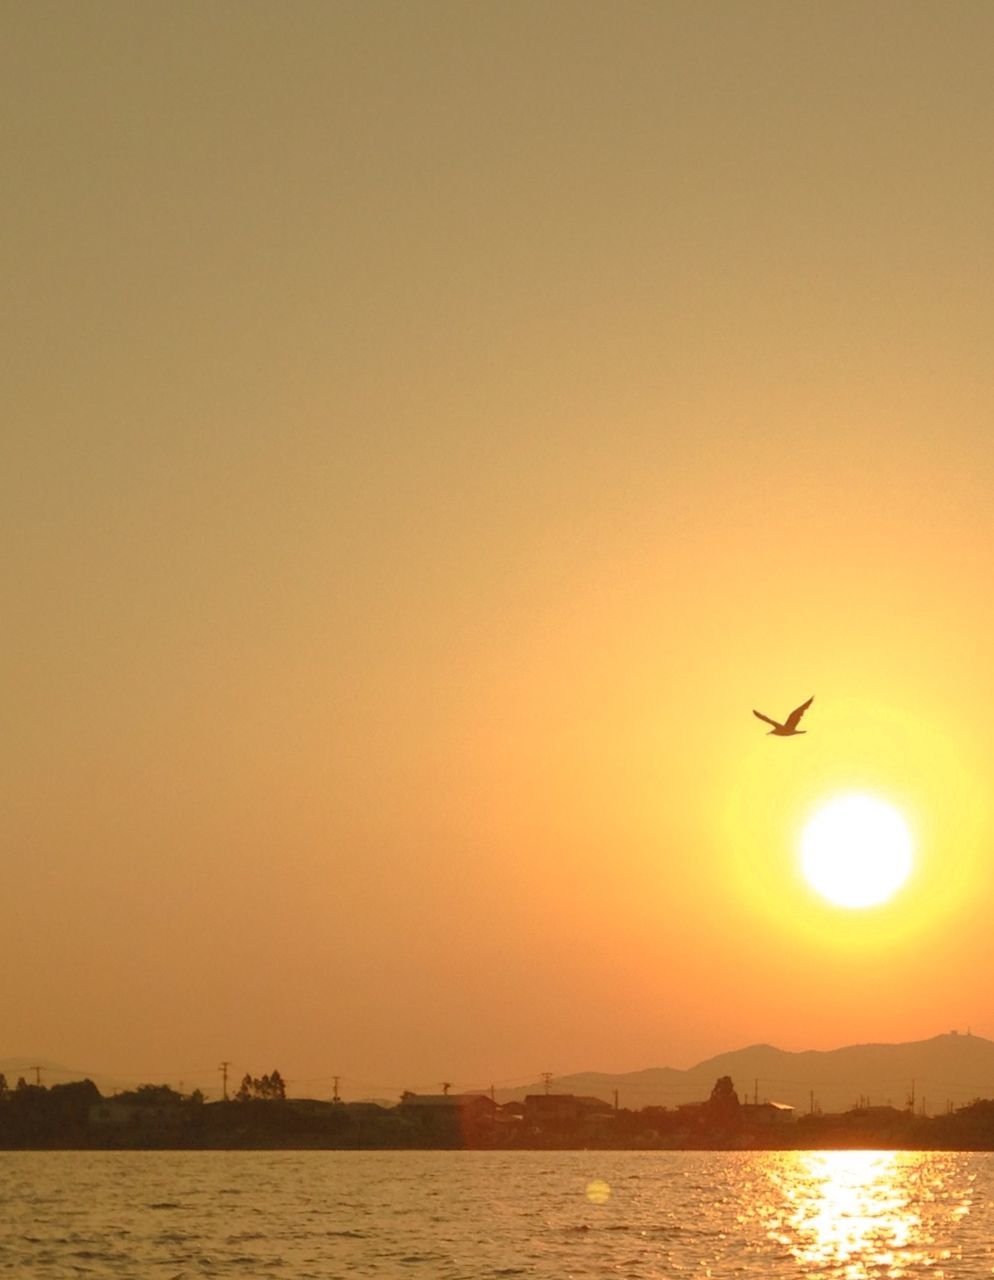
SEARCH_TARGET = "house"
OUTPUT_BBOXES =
[397,1093,496,1143]
[523,1094,613,1128]
[88,1101,186,1129]
[399,1093,495,1119]
[286,1098,337,1116]
[742,1101,795,1125]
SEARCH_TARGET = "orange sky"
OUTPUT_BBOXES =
[5,2,994,1098]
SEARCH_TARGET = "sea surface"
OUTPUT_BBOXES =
[2,1149,994,1278]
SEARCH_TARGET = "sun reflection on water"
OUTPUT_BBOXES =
[760,1151,968,1277]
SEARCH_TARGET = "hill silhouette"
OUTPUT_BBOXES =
[7,1034,994,1113]
[499,1032,994,1114]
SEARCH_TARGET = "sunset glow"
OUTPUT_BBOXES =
[6,1,994,1098]
[13,6,994,1277]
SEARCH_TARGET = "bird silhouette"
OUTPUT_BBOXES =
[753,696,813,736]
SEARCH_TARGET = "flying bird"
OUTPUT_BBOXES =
[753,696,813,737]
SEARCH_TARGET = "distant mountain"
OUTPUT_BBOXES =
[498,1033,994,1115]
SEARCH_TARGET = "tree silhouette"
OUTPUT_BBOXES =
[235,1069,287,1101]
[708,1076,741,1123]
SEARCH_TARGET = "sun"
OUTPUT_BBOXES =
[800,795,914,909]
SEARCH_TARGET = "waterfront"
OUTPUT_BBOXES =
[2,1149,993,1277]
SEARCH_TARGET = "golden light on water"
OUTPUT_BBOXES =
[800,796,913,909]
[761,1151,963,1277]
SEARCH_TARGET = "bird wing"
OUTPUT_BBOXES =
[752,709,780,728]
[784,696,814,731]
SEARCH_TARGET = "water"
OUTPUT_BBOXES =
[2,1149,994,1277]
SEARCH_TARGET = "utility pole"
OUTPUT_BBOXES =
[613,1088,619,1113]
[753,1078,758,1106]
[29,1065,43,1086]
[907,1079,915,1113]
[809,1090,814,1116]
[541,1072,553,1095]
[219,1061,230,1101]
[332,1075,341,1103]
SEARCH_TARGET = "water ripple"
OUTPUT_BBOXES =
[1,1150,993,1276]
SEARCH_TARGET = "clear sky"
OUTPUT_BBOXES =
[5,1,994,1099]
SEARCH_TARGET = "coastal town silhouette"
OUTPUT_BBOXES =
[7,1033,994,1153]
